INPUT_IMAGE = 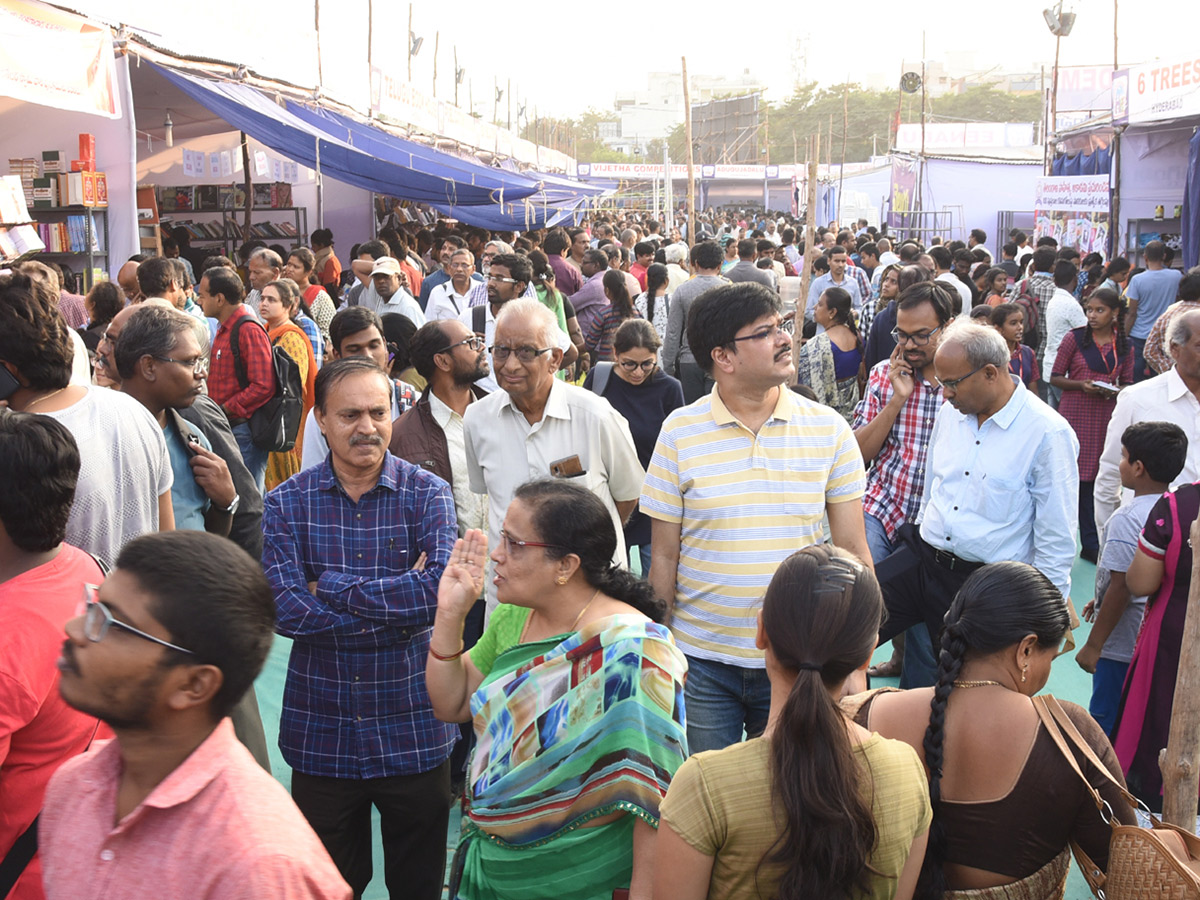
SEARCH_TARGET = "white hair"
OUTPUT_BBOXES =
[484,239,514,255]
[664,244,687,265]
[940,318,1009,369]
[495,296,559,348]
[1167,309,1200,348]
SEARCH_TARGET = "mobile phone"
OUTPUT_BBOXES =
[185,438,203,457]
[549,455,586,478]
[0,365,20,401]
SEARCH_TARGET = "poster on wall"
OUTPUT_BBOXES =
[1033,175,1111,257]
[888,157,918,228]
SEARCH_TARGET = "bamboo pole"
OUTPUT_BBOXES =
[240,131,252,244]
[682,57,696,249]
[1160,515,1200,830]
[837,82,848,225]
[794,136,818,384]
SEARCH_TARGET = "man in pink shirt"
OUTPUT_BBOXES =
[39,531,350,900]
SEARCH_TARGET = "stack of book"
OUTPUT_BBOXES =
[8,158,39,205]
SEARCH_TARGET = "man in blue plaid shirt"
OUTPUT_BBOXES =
[263,356,459,900]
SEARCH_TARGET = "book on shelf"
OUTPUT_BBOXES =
[0,175,32,223]
[195,185,220,210]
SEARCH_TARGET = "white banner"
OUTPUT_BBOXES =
[1113,57,1200,125]
[1033,175,1110,212]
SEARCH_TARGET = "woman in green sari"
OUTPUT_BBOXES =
[426,480,688,900]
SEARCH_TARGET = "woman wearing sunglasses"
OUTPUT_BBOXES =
[426,480,688,900]
[583,319,683,575]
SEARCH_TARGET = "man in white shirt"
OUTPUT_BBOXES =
[1044,260,1087,407]
[458,254,573,393]
[1095,309,1200,527]
[930,245,973,314]
[354,257,426,327]
[244,248,282,318]
[426,249,476,321]
[876,320,1079,686]
[464,297,643,612]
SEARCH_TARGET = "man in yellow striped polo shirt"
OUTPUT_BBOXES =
[641,282,870,753]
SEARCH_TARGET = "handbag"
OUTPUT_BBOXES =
[1033,695,1200,899]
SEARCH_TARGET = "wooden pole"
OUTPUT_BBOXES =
[837,82,848,225]
[795,146,818,384]
[682,56,696,249]
[240,131,252,244]
[1160,515,1200,830]
[407,4,413,82]
[432,31,438,98]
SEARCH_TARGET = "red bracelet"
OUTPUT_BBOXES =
[429,644,464,662]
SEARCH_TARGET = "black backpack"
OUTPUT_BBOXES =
[229,316,304,452]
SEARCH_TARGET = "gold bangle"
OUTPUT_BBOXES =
[429,644,464,662]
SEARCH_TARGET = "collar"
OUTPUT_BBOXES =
[314,451,401,493]
[496,377,571,422]
[215,304,251,336]
[710,382,793,426]
[984,374,1028,430]
[1165,366,1194,402]
[428,390,461,428]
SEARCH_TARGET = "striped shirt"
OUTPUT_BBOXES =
[640,386,866,666]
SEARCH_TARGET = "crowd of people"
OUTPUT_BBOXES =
[2,204,1199,900]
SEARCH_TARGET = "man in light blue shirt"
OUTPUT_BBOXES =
[805,246,864,325]
[876,319,1079,685]
[1125,240,1183,382]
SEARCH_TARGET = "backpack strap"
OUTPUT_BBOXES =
[593,361,614,395]
[472,304,487,337]
[228,314,256,391]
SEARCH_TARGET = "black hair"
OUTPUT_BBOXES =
[201,266,244,305]
[612,317,660,356]
[85,281,123,327]
[970,228,987,245]
[1122,421,1188,485]
[643,263,670,323]
[1053,259,1079,289]
[897,280,955,326]
[136,257,178,297]
[201,254,235,272]
[409,319,449,381]
[690,240,724,270]
[1035,235,1058,249]
[0,275,72,390]
[358,239,390,261]
[737,238,758,260]
[491,252,533,290]
[1080,287,1127,358]
[114,304,194,380]
[928,246,952,270]
[1002,241,1018,258]
[859,241,878,259]
[329,306,384,354]
[116,532,276,720]
[969,304,994,321]
[898,243,921,263]
[634,241,654,259]
[1178,268,1200,303]
[514,480,665,622]
[918,562,1070,899]
[582,248,609,271]
[314,356,390,413]
[543,228,569,256]
[0,412,79,551]
[686,283,781,375]
[603,269,634,319]
[820,286,858,338]
[990,302,1022,330]
[760,545,883,900]
[1103,257,1131,282]
[1031,246,1057,273]
[380,312,418,378]
[310,228,334,247]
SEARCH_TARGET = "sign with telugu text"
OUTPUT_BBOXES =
[1113,57,1200,125]
[1032,175,1110,213]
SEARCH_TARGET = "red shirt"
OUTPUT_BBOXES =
[630,262,648,292]
[0,544,106,900]
[40,719,351,900]
[209,306,275,421]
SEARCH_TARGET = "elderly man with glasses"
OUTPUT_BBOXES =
[464,296,643,615]
[873,318,1080,688]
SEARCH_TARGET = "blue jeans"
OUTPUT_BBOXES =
[864,512,895,566]
[1090,657,1129,737]
[683,655,771,753]
[865,515,939,687]
[231,421,269,498]
[1130,336,1150,383]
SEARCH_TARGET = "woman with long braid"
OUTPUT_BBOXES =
[656,546,930,900]
[848,562,1134,900]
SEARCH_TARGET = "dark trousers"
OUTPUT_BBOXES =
[291,761,450,900]
[1130,336,1150,383]
[677,362,714,404]
[876,526,979,685]
[1079,479,1099,554]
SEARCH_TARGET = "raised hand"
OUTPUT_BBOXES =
[437,529,488,621]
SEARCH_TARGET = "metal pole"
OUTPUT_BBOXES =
[407,4,413,82]
[683,56,696,248]
[432,31,438,98]
[1050,30,1062,175]
[454,46,459,107]
[664,144,673,229]
[316,137,323,228]
[918,31,926,213]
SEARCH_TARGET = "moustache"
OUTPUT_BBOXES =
[349,434,384,447]
[60,640,79,674]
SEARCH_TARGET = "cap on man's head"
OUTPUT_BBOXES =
[370,257,403,278]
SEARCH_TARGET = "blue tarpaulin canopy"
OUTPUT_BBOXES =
[152,63,605,230]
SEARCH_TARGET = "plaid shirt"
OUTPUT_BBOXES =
[847,264,872,303]
[209,305,275,420]
[850,359,944,540]
[262,452,459,778]
[1006,272,1056,369]
[296,313,324,368]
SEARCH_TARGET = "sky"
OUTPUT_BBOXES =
[71,0,1180,119]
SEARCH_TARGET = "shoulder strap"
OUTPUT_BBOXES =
[472,304,487,336]
[228,315,253,390]
[593,361,614,394]
[0,817,38,896]
[1033,696,1138,812]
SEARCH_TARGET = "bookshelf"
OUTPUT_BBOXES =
[165,206,308,259]
[31,207,108,291]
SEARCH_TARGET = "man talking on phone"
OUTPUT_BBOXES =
[850,281,955,687]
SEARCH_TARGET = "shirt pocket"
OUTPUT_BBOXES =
[979,475,1026,521]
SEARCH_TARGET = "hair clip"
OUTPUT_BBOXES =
[812,557,861,596]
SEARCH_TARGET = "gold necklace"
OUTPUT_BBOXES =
[952,679,1004,688]
[520,588,601,643]
[26,386,67,410]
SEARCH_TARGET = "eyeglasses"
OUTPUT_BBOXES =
[890,325,943,347]
[487,274,519,284]
[499,528,562,553]
[492,344,553,363]
[618,358,657,372]
[438,336,485,354]
[77,585,195,655]
[152,355,210,374]
[729,322,787,343]
[939,363,989,391]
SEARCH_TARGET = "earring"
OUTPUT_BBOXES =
[1021,664,1028,683]
[556,577,567,586]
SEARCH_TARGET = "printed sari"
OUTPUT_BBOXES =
[452,614,688,900]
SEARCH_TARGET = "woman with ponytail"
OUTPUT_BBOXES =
[426,480,687,900]
[656,545,930,900]
[1049,287,1132,563]
[849,562,1135,900]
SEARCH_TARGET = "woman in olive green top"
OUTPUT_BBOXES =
[656,546,930,900]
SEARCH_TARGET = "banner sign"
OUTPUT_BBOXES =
[0,0,120,118]
[1113,57,1200,126]
[1032,175,1110,213]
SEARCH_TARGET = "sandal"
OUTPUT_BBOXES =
[867,657,903,679]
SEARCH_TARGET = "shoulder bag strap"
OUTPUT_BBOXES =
[1033,696,1138,812]
[593,361,613,395]
[1043,696,1141,806]
[472,304,487,336]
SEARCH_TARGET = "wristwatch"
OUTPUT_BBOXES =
[216,493,240,516]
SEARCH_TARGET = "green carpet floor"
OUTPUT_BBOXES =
[252,550,1106,899]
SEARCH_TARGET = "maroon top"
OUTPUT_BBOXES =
[1052,328,1134,481]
